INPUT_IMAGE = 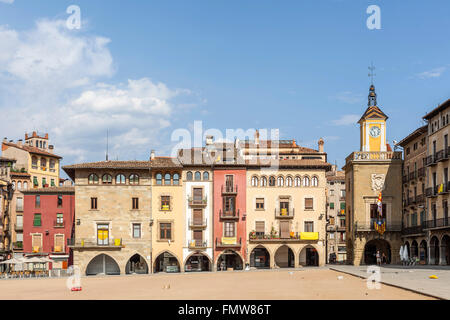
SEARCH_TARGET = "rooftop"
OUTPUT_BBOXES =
[21,186,74,194]
[2,141,62,159]
[423,99,450,120]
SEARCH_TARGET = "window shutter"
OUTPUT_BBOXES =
[255,221,265,233]
[305,198,313,209]
[280,221,290,238]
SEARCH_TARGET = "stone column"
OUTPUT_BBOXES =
[439,244,447,265]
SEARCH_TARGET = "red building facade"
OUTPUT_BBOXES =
[22,187,74,270]
[213,167,247,270]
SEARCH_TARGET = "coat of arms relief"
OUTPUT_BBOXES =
[371,174,385,192]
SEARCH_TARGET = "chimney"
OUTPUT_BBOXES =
[17,139,23,147]
[205,135,214,146]
[255,130,260,145]
[150,150,155,161]
[318,138,324,153]
[3,137,7,144]
[49,145,54,153]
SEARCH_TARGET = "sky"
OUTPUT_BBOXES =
[1,0,450,174]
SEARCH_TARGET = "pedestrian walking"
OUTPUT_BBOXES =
[376,250,381,266]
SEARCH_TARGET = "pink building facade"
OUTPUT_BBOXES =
[213,167,247,270]
[23,187,74,270]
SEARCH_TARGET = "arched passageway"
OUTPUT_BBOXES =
[217,250,243,271]
[364,239,391,265]
[250,246,270,269]
[154,252,181,273]
[126,254,148,274]
[300,245,319,266]
[274,245,294,268]
[185,253,211,272]
[86,254,120,276]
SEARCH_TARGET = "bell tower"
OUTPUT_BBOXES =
[358,84,388,152]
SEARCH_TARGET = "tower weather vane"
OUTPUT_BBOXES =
[368,63,376,85]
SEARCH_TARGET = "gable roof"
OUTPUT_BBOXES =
[358,106,388,123]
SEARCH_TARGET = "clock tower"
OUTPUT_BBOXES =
[358,85,388,152]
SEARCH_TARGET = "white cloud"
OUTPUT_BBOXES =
[332,114,360,126]
[333,91,364,104]
[0,19,197,165]
[415,67,446,79]
[0,0,14,4]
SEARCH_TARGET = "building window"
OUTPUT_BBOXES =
[17,181,22,190]
[91,197,98,210]
[311,176,318,187]
[16,197,23,212]
[161,196,171,211]
[40,158,47,170]
[56,213,63,225]
[31,156,38,169]
[256,198,264,210]
[329,202,334,209]
[54,234,64,252]
[102,174,112,184]
[294,176,301,187]
[173,173,180,186]
[132,197,139,210]
[203,172,209,181]
[97,224,109,245]
[261,176,267,187]
[35,195,40,208]
[305,198,313,210]
[340,202,346,213]
[224,196,235,213]
[186,172,193,181]
[51,179,55,187]
[164,173,171,185]
[194,171,201,181]
[269,176,276,187]
[304,221,314,232]
[224,222,235,237]
[277,176,284,187]
[42,177,46,187]
[286,176,293,187]
[49,159,56,172]
[160,223,172,240]
[23,182,28,190]
[116,174,126,184]
[251,176,259,187]
[88,174,99,184]
[156,173,162,185]
[303,176,310,187]
[133,223,141,238]
[255,221,265,237]
[57,195,63,207]
[129,174,139,185]
[33,214,42,227]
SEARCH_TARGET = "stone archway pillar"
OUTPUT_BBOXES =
[439,244,447,265]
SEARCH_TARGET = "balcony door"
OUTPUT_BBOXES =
[97,224,109,246]
[193,188,203,204]
[280,201,289,215]
[193,230,203,246]
[193,209,203,225]
[280,221,290,239]
[225,175,234,192]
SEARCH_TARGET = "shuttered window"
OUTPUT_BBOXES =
[280,221,290,238]
[329,202,334,209]
[305,198,313,210]
[256,198,264,210]
[193,209,203,225]
[33,214,41,226]
[304,221,314,232]
[32,234,42,252]
[54,234,64,252]
[193,188,203,203]
[255,221,265,236]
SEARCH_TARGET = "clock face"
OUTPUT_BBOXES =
[369,126,381,138]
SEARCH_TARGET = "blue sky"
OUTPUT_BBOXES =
[1,0,450,171]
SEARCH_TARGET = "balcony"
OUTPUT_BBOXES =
[424,218,450,229]
[336,225,346,232]
[409,171,416,181]
[188,196,207,207]
[216,237,242,248]
[53,220,65,228]
[426,155,436,166]
[275,208,294,219]
[221,184,238,195]
[346,151,402,164]
[327,224,336,231]
[438,183,449,195]
[187,240,207,249]
[401,225,424,236]
[67,238,124,249]
[426,187,438,198]
[188,218,207,229]
[416,194,425,203]
[436,150,445,162]
[32,246,42,253]
[12,241,23,250]
[418,167,426,178]
[402,175,408,184]
[249,232,318,242]
[51,246,66,253]
[219,209,240,220]
[354,220,402,232]
[14,223,23,231]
